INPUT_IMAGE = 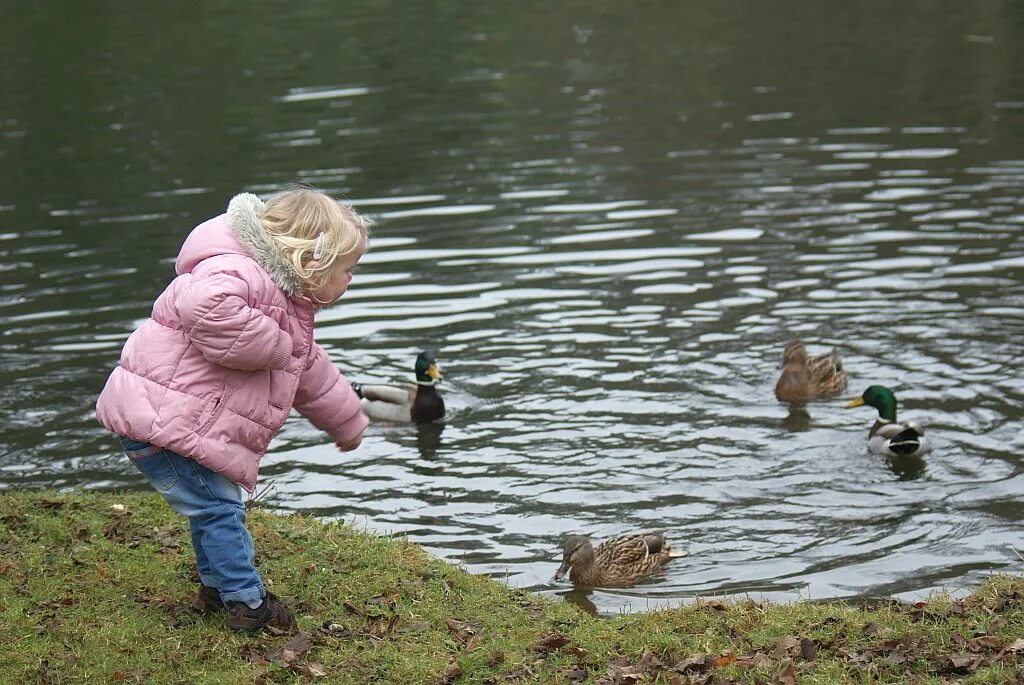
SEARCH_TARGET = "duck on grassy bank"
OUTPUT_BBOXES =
[555,532,688,588]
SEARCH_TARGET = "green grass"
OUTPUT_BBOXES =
[0,490,1021,684]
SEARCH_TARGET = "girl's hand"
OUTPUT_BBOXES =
[335,435,363,452]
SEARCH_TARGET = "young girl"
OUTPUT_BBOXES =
[95,189,369,633]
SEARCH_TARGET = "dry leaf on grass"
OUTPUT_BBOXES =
[440,659,462,684]
[771,635,800,659]
[534,633,571,653]
[774,661,797,685]
[446,618,480,646]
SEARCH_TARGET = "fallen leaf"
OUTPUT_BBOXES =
[566,668,587,683]
[673,654,713,673]
[713,651,736,668]
[967,635,1004,653]
[302,662,327,678]
[534,633,571,653]
[771,635,800,659]
[774,662,796,685]
[735,651,771,668]
[282,631,312,658]
[446,618,480,645]
[634,651,663,671]
[1007,639,1024,653]
[943,654,981,675]
[241,644,271,666]
[370,593,399,609]
[441,659,462,683]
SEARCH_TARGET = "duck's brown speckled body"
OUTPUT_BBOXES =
[775,339,847,403]
[554,532,688,587]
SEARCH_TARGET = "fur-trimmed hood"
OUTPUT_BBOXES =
[175,193,303,297]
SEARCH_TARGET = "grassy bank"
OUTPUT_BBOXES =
[0,491,1021,684]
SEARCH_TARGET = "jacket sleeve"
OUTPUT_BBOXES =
[176,270,293,371]
[294,343,368,443]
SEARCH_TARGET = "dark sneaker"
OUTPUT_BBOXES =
[196,584,224,613]
[226,592,296,634]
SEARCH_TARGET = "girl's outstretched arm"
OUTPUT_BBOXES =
[294,343,368,446]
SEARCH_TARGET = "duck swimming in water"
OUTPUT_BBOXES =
[351,351,445,423]
[554,532,688,588]
[774,339,847,403]
[845,385,931,457]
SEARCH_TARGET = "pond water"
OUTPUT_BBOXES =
[2,2,1023,614]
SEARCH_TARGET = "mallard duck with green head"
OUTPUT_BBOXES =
[554,532,688,588]
[775,339,847,403]
[351,351,445,423]
[845,385,931,457]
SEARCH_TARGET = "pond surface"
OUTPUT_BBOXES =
[2,2,1023,614]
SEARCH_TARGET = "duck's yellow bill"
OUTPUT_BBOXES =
[427,364,442,380]
[844,397,864,408]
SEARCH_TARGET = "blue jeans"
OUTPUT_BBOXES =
[119,437,265,607]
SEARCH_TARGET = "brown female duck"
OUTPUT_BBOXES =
[774,339,847,402]
[554,532,688,587]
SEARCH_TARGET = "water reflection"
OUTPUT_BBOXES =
[888,455,927,482]
[782,405,813,433]
[559,588,599,616]
[416,423,446,460]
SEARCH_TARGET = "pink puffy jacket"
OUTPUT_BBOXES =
[96,194,368,492]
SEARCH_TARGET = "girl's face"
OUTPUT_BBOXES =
[308,247,364,304]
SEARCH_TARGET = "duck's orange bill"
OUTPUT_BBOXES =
[844,397,864,408]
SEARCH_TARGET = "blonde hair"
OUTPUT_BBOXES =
[260,188,369,296]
